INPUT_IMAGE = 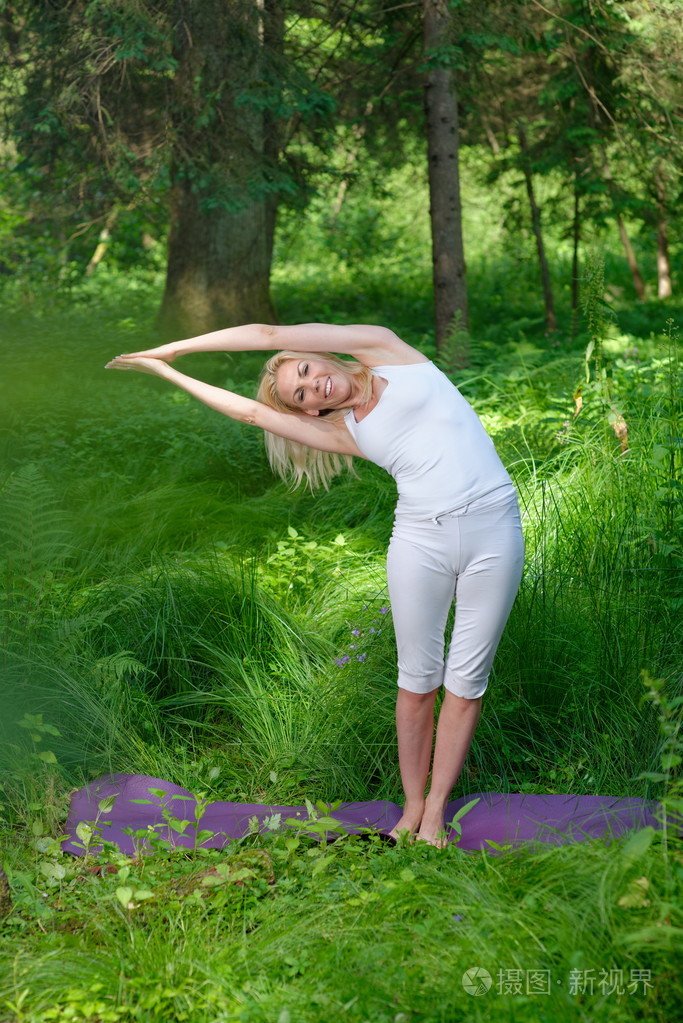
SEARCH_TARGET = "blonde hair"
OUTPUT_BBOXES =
[257,350,373,490]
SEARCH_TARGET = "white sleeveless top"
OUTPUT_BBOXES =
[344,362,512,522]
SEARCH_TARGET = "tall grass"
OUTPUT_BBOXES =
[1,281,681,808]
[1,257,682,1021]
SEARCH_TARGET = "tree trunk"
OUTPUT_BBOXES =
[161,194,276,336]
[601,149,646,300]
[655,168,672,299]
[158,0,278,337]
[517,122,556,334]
[657,218,672,299]
[423,0,468,355]
[616,214,646,301]
[85,207,119,277]
[262,0,284,270]
[571,172,580,337]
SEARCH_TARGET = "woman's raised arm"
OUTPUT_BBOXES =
[114,322,425,367]
[105,356,362,456]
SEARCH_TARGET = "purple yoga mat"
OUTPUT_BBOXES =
[61,773,664,856]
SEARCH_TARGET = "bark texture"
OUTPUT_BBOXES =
[423,0,468,353]
[617,214,646,301]
[655,168,672,299]
[159,0,278,337]
[571,173,579,337]
[602,151,646,300]
[517,122,556,334]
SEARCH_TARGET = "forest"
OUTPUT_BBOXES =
[0,1,682,1021]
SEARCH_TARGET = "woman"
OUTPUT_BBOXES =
[106,322,524,846]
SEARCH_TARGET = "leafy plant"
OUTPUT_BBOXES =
[637,672,683,831]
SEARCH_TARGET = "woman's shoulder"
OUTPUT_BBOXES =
[358,330,431,368]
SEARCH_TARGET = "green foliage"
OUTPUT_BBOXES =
[257,525,349,606]
[0,7,681,1009]
[1,812,681,1022]
[0,464,74,650]
[1,264,682,805]
[637,671,683,819]
[0,240,683,1018]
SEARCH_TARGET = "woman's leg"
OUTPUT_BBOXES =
[390,688,439,837]
[386,525,455,839]
[419,494,524,845]
[417,693,481,845]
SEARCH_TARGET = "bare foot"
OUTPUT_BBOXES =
[388,801,425,843]
[416,797,449,848]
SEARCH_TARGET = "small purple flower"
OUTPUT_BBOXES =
[356,653,367,662]
[349,644,356,650]
[351,629,361,637]
[452,914,463,923]
[379,606,389,615]
[368,627,378,634]
[335,656,350,666]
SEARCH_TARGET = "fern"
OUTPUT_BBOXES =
[0,463,73,645]
[92,650,153,687]
[0,464,73,575]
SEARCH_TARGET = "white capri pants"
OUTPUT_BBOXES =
[386,486,524,699]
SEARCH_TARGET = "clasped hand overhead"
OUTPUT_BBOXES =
[105,353,173,374]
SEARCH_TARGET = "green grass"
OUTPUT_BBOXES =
[1,821,681,1022]
[1,235,682,1020]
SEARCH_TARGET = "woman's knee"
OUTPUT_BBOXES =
[397,685,439,706]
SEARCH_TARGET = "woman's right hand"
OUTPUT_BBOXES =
[111,342,179,363]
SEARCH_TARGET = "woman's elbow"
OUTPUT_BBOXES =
[377,325,402,345]
[235,401,262,426]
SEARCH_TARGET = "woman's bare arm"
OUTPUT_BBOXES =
[105,356,364,456]
[114,322,428,367]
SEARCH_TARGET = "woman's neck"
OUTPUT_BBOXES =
[352,374,387,423]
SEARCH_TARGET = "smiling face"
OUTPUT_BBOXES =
[275,356,359,416]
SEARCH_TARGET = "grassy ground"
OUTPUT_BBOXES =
[0,231,682,1020]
